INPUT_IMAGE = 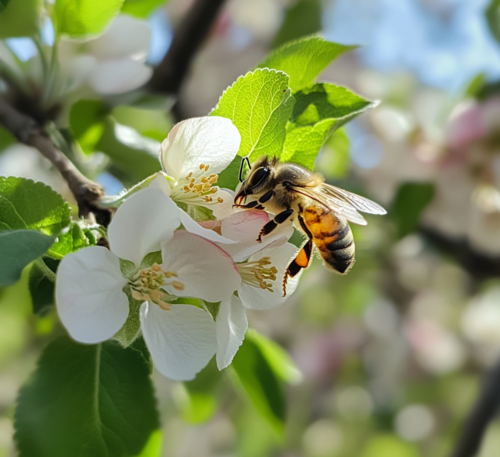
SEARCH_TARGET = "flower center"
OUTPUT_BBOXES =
[171,164,224,204]
[237,257,278,292]
[129,263,185,310]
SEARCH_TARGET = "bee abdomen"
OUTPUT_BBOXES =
[303,206,355,275]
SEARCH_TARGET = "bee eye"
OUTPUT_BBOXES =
[247,167,269,189]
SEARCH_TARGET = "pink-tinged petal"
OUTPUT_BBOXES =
[239,243,300,310]
[88,15,150,61]
[161,231,241,302]
[179,209,235,244]
[89,59,152,94]
[218,210,293,262]
[109,188,180,266]
[160,117,240,181]
[216,295,248,370]
[56,246,129,344]
[140,303,216,380]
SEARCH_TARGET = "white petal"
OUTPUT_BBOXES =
[160,117,240,181]
[179,209,236,244]
[89,59,152,94]
[161,231,241,302]
[56,246,129,344]
[219,210,294,262]
[140,303,216,380]
[216,295,248,370]
[109,187,180,266]
[88,15,150,61]
[209,189,237,220]
[239,243,300,310]
[147,172,173,197]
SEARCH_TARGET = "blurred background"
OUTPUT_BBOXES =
[2,0,500,456]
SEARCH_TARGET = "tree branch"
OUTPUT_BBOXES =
[148,0,227,95]
[449,356,500,457]
[0,97,110,223]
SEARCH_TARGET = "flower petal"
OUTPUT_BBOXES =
[88,15,150,61]
[161,231,241,302]
[89,59,152,94]
[109,187,180,266]
[140,303,216,380]
[160,117,240,181]
[239,243,300,310]
[56,246,129,344]
[216,295,248,370]
[209,189,237,220]
[179,209,235,244]
[219,210,294,261]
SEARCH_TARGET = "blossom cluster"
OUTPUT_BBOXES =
[55,116,301,380]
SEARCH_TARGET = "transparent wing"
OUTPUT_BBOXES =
[321,184,387,215]
[290,186,369,226]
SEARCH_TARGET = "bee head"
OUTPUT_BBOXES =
[234,155,277,203]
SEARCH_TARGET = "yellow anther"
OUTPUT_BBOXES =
[152,263,162,271]
[150,289,162,301]
[205,164,210,171]
[217,197,224,203]
[187,172,193,178]
[131,289,144,300]
[164,271,178,278]
[199,163,205,170]
[158,301,172,311]
[172,281,185,291]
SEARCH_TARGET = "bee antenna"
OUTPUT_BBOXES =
[239,156,251,182]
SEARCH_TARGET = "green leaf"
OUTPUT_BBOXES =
[0,0,40,38]
[69,100,106,155]
[486,0,500,46]
[113,287,143,347]
[15,335,160,457]
[247,330,302,384]
[47,223,92,259]
[282,83,374,168]
[216,155,243,191]
[211,69,295,161]
[392,182,435,238]
[121,0,166,18]
[0,125,15,150]
[178,357,222,424]
[272,0,321,49]
[0,230,55,287]
[231,334,286,433]
[28,257,58,315]
[54,0,125,38]
[318,128,350,179]
[0,177,71,235]
[258,36,356,93]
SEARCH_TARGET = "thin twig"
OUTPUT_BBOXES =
[148,0,227,95]
[0,97,109,223]
[449,356,500,457]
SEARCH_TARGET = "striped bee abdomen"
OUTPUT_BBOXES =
[303,205,355,274]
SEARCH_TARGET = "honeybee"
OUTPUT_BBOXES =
[234,156,387,295]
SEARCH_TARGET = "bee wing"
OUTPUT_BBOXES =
[321,184,387,215]
[290,185,369,226]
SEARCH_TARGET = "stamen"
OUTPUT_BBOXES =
[172,281,185,291]
[236,257,278,293]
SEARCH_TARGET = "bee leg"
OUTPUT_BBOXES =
[283,238,313,296]
[233,200,266,210]
[257,208,294,242]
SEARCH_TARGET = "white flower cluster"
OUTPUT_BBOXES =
[56,116,301,380]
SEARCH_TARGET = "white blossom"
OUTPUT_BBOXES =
[56,187,241,380]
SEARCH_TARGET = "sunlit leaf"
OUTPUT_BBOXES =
[0,177,71,235]
[360,434,419,457]
[69,99,106,155]
[231,334,286,433]
[48,222,93,259]
[258,36,356,93]
[0,0,40,38]
[211,69,295,162]
[54,0,125,38]
[318,128,350,179]
[392,182,435,238]
[122,0,167,18]
[0,230,55,287]
[15,335,159,457]
[282,83,375,169]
